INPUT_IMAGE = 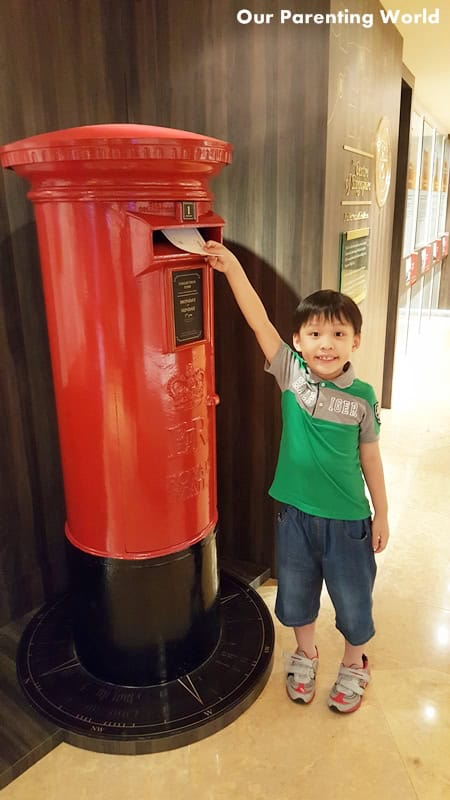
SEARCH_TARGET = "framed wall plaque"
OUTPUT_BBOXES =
[339,228,370,304]
[172,269,204,346]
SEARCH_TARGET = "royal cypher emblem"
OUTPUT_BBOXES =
[167,363,205,408]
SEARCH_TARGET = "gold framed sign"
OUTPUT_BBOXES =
[339,228,370,304]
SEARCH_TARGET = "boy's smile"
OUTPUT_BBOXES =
[293,316,360,381]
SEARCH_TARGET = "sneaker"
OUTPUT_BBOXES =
[327,655,370,713]
[285,649,319,704]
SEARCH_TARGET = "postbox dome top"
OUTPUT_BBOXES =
[0,123,232,170]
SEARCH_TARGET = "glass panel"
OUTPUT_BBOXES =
[415,121,435,247]
[403,112,422,257]
[438,140,449,234]
[431,135,444,240]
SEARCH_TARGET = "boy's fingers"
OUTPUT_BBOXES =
[204,254,218,265]
[372,531,388,553]
[372,529,381,551]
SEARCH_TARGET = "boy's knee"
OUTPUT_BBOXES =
[336,616,375,646]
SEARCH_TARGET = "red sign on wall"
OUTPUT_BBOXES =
[420,244,432,274]
[432,238,442,263]
[406,252,419,286]
[442,233,449,258]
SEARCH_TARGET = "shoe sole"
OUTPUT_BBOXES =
[328,698,362,713]
[287,689,316,704]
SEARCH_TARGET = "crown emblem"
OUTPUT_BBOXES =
[167,363,205,408]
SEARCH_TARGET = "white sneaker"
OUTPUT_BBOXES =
[327,655,370,713]
[284,648,319,704]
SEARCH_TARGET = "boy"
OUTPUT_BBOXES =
[203,240,389,713]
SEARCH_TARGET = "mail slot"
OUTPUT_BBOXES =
[1,124,232,684]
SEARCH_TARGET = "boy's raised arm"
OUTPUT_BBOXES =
[204,241,282,363]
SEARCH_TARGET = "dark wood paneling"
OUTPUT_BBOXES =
[382,80,413,408]
[0,207,46,623]
[126,0,330,569]
[0,0,131,625]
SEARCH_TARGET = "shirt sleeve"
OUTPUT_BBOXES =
[359,386,381,443]
[264,341,302,392]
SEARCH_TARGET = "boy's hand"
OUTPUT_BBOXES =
[372,514,389,553]
[203,241,240,274]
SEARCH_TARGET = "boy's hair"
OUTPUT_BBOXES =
[293,290,362,334]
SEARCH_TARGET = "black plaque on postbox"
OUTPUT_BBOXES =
[172,269,204,345]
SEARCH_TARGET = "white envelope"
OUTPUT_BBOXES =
[161,227,207,255]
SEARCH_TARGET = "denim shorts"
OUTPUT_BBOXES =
[275,505,377,646]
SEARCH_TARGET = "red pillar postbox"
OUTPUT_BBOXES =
[1,124,232,685]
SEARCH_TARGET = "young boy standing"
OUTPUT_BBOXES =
[204,241,389,714]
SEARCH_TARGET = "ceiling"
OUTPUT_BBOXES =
[390,0,450,133]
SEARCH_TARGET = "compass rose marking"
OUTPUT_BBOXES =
[177,675,204,705]
[220,593,240,605]
[39,656,79,677]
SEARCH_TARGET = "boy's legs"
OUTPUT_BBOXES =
[275,506,323,636]
[343,641,365,668]
[275,507,322,704]
[286,623,319,704]
[295,626,367,667]
[328,642,370,713]
[277,510,375,709]
[294,621,317,659]
[324,517,376,712]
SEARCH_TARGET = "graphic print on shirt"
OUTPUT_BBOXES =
[291,373,318,409]
[328,396,359,419]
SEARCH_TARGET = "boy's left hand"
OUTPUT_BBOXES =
[372,514,389,553]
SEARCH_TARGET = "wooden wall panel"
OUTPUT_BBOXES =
[126,0,330,568]
[0,0,130,625]
[322,0,403,398]
[382,80,412,408]
[0,194,46,622]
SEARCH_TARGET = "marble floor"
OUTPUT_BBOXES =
[2,316,450,800]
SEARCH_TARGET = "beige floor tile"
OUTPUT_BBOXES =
[1,681,417,800]
[372,598,450,672]
[376,669,450,800]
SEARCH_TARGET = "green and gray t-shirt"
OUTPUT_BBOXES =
[265,342,380,520]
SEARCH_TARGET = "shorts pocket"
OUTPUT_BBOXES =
[276,505,291,528]
[342,518,371,541]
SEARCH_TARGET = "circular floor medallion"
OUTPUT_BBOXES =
[17,571,274,754]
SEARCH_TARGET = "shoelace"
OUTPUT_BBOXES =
[334,665,368,697]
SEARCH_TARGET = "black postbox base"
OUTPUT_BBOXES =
[67,531,221,686]
[15,569,274,754]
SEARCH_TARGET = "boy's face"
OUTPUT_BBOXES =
[293,314,360,381]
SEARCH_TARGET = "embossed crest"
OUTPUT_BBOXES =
[375,117,392,207]
[167,363,205,408]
